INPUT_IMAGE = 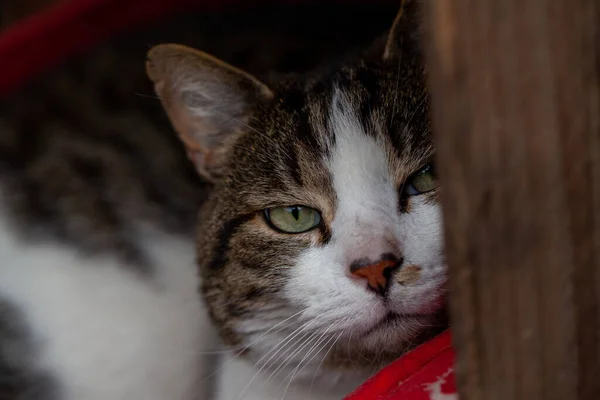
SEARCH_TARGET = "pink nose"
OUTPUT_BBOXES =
[350,258,400,295]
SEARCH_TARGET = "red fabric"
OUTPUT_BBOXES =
[0,1,457,398]
[0,0,212,95]
[345,330,457,400]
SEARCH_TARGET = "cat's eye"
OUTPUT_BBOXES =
[264,206,321,233]
[404,164,439,195]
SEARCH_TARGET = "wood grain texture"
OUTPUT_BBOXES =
[423,0,600,398]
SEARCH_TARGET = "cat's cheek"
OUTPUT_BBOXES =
[390,200,448,315]
[396,200,444,263]
[387,272,448,315]
[282,246,384,329]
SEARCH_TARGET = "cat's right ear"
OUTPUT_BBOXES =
[146,44,273,182]
[383,0,422,60]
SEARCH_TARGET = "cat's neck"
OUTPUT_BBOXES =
[215,351,362,400]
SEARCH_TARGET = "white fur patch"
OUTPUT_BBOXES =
[0,209,218,400]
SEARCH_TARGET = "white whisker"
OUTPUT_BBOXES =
[233,316,320,400]
[308,330,345,398]
[279,322,339,399]
[198,308,305,385]
[265,327,323,387]
[401,95,427,138]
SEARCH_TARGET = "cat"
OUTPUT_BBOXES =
[0,3,413,400]
[0,1,449,399]
[146,0,448,399]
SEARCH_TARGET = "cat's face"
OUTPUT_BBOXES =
[148,0,447,379]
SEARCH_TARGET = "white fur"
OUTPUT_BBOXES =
[285,88,446,353]
[0,208,219,400]
[215,353,352,400]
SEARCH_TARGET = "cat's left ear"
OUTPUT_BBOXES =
[383,0,422,60]
[146,44,273,182]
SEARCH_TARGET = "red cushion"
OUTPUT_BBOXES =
[0,0,211,95]
[345,331,456,400]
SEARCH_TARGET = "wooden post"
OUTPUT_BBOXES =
[424,0,600,399]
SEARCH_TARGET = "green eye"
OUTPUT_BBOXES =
[404,164,439,195]
[264,206,321,233]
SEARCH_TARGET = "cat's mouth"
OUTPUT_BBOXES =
[363,311,429,336]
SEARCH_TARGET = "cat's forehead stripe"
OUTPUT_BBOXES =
[327,87,397,219]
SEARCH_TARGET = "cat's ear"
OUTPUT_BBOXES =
[146,44,273,181]
[383,0,422,60]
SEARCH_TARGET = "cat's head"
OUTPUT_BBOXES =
[147,0,446,380]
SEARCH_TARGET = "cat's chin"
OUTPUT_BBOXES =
[329,308,449,370]
[362,312,430,336]
[355,313,434,354]
[360,313,432,347]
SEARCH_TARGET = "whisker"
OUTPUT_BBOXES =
[261,322,322,386]
[369,364,380,379]
[346,330,357,370]
[233,316,320,400]
[279,322,339,399]
[212,109,269,140]
[195,348,240,355]
[264,328,322,387]
[401,94,427,138]
[197,308,305,386]
[135,92,161,99]
[209,109,295,162]
[308,330,345,398]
